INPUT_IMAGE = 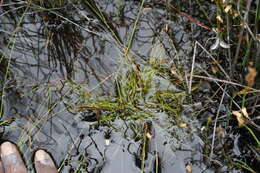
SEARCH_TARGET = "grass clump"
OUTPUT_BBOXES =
[1,0,260,172]
[72,64,186,123]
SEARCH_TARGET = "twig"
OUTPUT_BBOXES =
[188,41,231,93]
[210,85,227,161]
[188,40,197,93]
[193,75,260,93]
[167,2,212,31]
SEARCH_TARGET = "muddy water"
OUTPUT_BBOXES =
[0,1,218,172]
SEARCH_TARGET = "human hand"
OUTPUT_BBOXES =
[0,142,58,173]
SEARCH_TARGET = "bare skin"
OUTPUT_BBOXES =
[0,142,58,173]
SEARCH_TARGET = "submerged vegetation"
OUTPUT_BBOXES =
[0,0,260,172]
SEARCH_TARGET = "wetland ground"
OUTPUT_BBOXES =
[0,0,260,172]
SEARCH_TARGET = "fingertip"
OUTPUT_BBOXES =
[0,141,27,173]
[35,150,55,166]
[35,150,58,173]
[0,142,17,156]
[35,150,47,161]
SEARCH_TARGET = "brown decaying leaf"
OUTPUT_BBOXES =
[248,61,254,66]
[209,59,223,65]
[146,132,153,140]
[171,69,184,82]
[177,123,188,128]
[216,126,225,138]
[211,65,219,74]
[245,66,257,87]
[224,5,232,13]
[231,10,239,18]
[241,107,249,118]
[232,110,245,126]
[216,15,223,23]
[186,164,192,173]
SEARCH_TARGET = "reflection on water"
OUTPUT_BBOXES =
[0,0,210,172]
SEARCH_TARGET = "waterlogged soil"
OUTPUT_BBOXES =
[0,1,257,173]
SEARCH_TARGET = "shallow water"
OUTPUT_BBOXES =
[0,1,247,172]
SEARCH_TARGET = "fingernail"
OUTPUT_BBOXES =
[1,142,17,156]
[35,150,55,167]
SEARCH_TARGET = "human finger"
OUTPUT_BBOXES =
[34,150,58,173]
[0,141,27,173]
